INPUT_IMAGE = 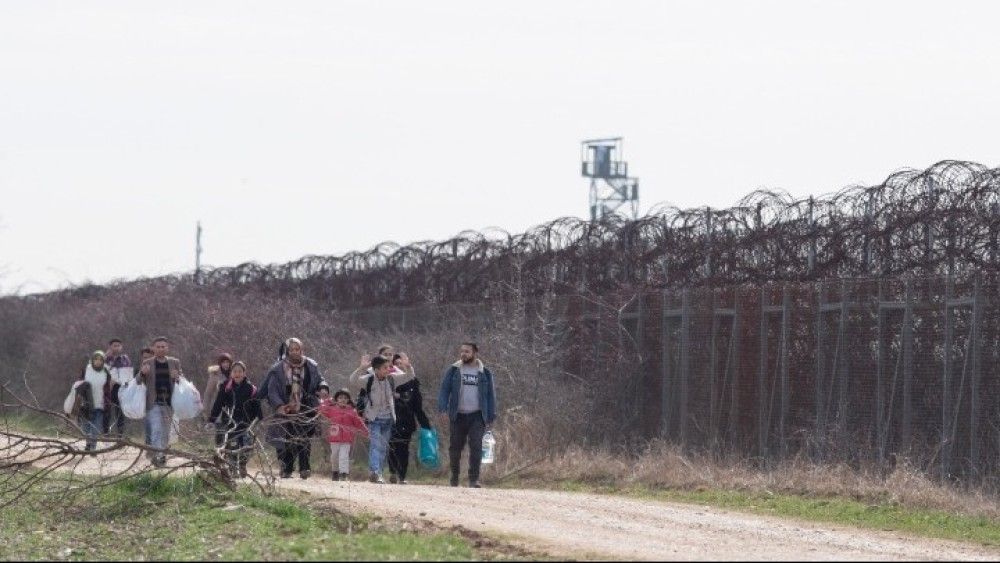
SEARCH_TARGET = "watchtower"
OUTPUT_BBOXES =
[581,137,640,221]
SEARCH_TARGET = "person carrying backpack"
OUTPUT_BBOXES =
[207,361,261,478]
[360,356,395,484]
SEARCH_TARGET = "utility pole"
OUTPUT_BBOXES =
[195,221,203,284]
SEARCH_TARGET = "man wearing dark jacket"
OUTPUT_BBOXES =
[437,342,497,488]
[264,337,326,479]
[387,353,432,484]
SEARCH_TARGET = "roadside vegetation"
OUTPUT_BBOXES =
[0,473,505,561]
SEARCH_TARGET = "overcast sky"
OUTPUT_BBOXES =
[1,1,997,293]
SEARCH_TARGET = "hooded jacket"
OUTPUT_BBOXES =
[318,398,369,443]
[437,359,497,424]
[392,377,431,436]
[203,355,232,420]
[209,378,261,432]
[79,352,113,411]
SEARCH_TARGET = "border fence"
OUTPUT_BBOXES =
[342,274,1000,479]
[7,160,1000,479]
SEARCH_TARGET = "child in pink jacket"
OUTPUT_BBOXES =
[318,386,368,481]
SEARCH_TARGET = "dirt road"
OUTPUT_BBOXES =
[277,479,997,561]
[7,437,999,561]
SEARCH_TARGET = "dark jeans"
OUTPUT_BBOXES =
[449,411,484,482]
[278,422,312,475]
[224,430,253,474]
[104,385,126,437]
[388,428,414,481]
[80,409,105,451]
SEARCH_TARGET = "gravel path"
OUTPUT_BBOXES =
[278,478,998,561]
[7,436,1000,561]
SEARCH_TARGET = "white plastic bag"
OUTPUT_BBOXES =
[171,376,203,420]
[119,378,147,420]
[63,381,85,415]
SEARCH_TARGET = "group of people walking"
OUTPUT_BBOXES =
[70,337,498,488]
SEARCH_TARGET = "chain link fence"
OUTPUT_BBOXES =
[342,274,1000,480]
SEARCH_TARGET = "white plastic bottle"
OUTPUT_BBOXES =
[482,430,496,464]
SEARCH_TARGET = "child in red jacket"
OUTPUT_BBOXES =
[318,386,368,481]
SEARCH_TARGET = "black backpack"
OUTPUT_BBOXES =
[357,373,394,418]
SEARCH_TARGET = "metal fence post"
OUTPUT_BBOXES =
[780,284,790,458]
[942,276,954,478]
[902,279,914,452]
[815,283,827,450]
[758,287,768,459]
[680,288,691,446]
[970,276,983,473]
[661,290,671,437]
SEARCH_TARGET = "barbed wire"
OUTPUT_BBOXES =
[29,160,1000,307]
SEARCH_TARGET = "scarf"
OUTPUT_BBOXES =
[284,358,305,413]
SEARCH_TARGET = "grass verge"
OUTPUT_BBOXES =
[495,478,1000,548]
[0,473,505,561]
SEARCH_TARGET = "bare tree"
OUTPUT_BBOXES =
[0,376,290,509]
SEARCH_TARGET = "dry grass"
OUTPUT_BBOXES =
[502,441,1000,520]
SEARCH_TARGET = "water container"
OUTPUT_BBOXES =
[418,427,440,469]
[481,431,496,464]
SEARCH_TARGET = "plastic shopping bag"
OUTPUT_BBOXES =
[63,380,85,416]
[171,376,203,420]
[417,427,440,469]
[118,378,147,419]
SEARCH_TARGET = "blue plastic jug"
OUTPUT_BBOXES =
[418,427,440,469]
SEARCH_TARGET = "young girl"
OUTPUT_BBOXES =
[318,386,368,481]
[207,361,261,477]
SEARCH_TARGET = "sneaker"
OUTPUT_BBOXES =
[469,480,482,489]
[332,471,340,481]
[152,455,167,468]
[450,474,459,487]
[280,471,293,479]
[389,474,398,484]
[341,473,350,481]
[300,470,311,480]
[368,472,379,483]
[398,479,408,485]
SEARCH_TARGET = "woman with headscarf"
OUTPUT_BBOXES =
[264,338,327,479]
[80,350,113,453]
[203,352,233,447]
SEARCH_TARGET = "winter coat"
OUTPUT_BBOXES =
[318,399,369,444]
[79,365,113,411]
[208,378,262,432]
[437,359,498,424]
[137,356,183,411]
[392,377,431,437]
[202,365,230,421]
[263,357,326,446]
